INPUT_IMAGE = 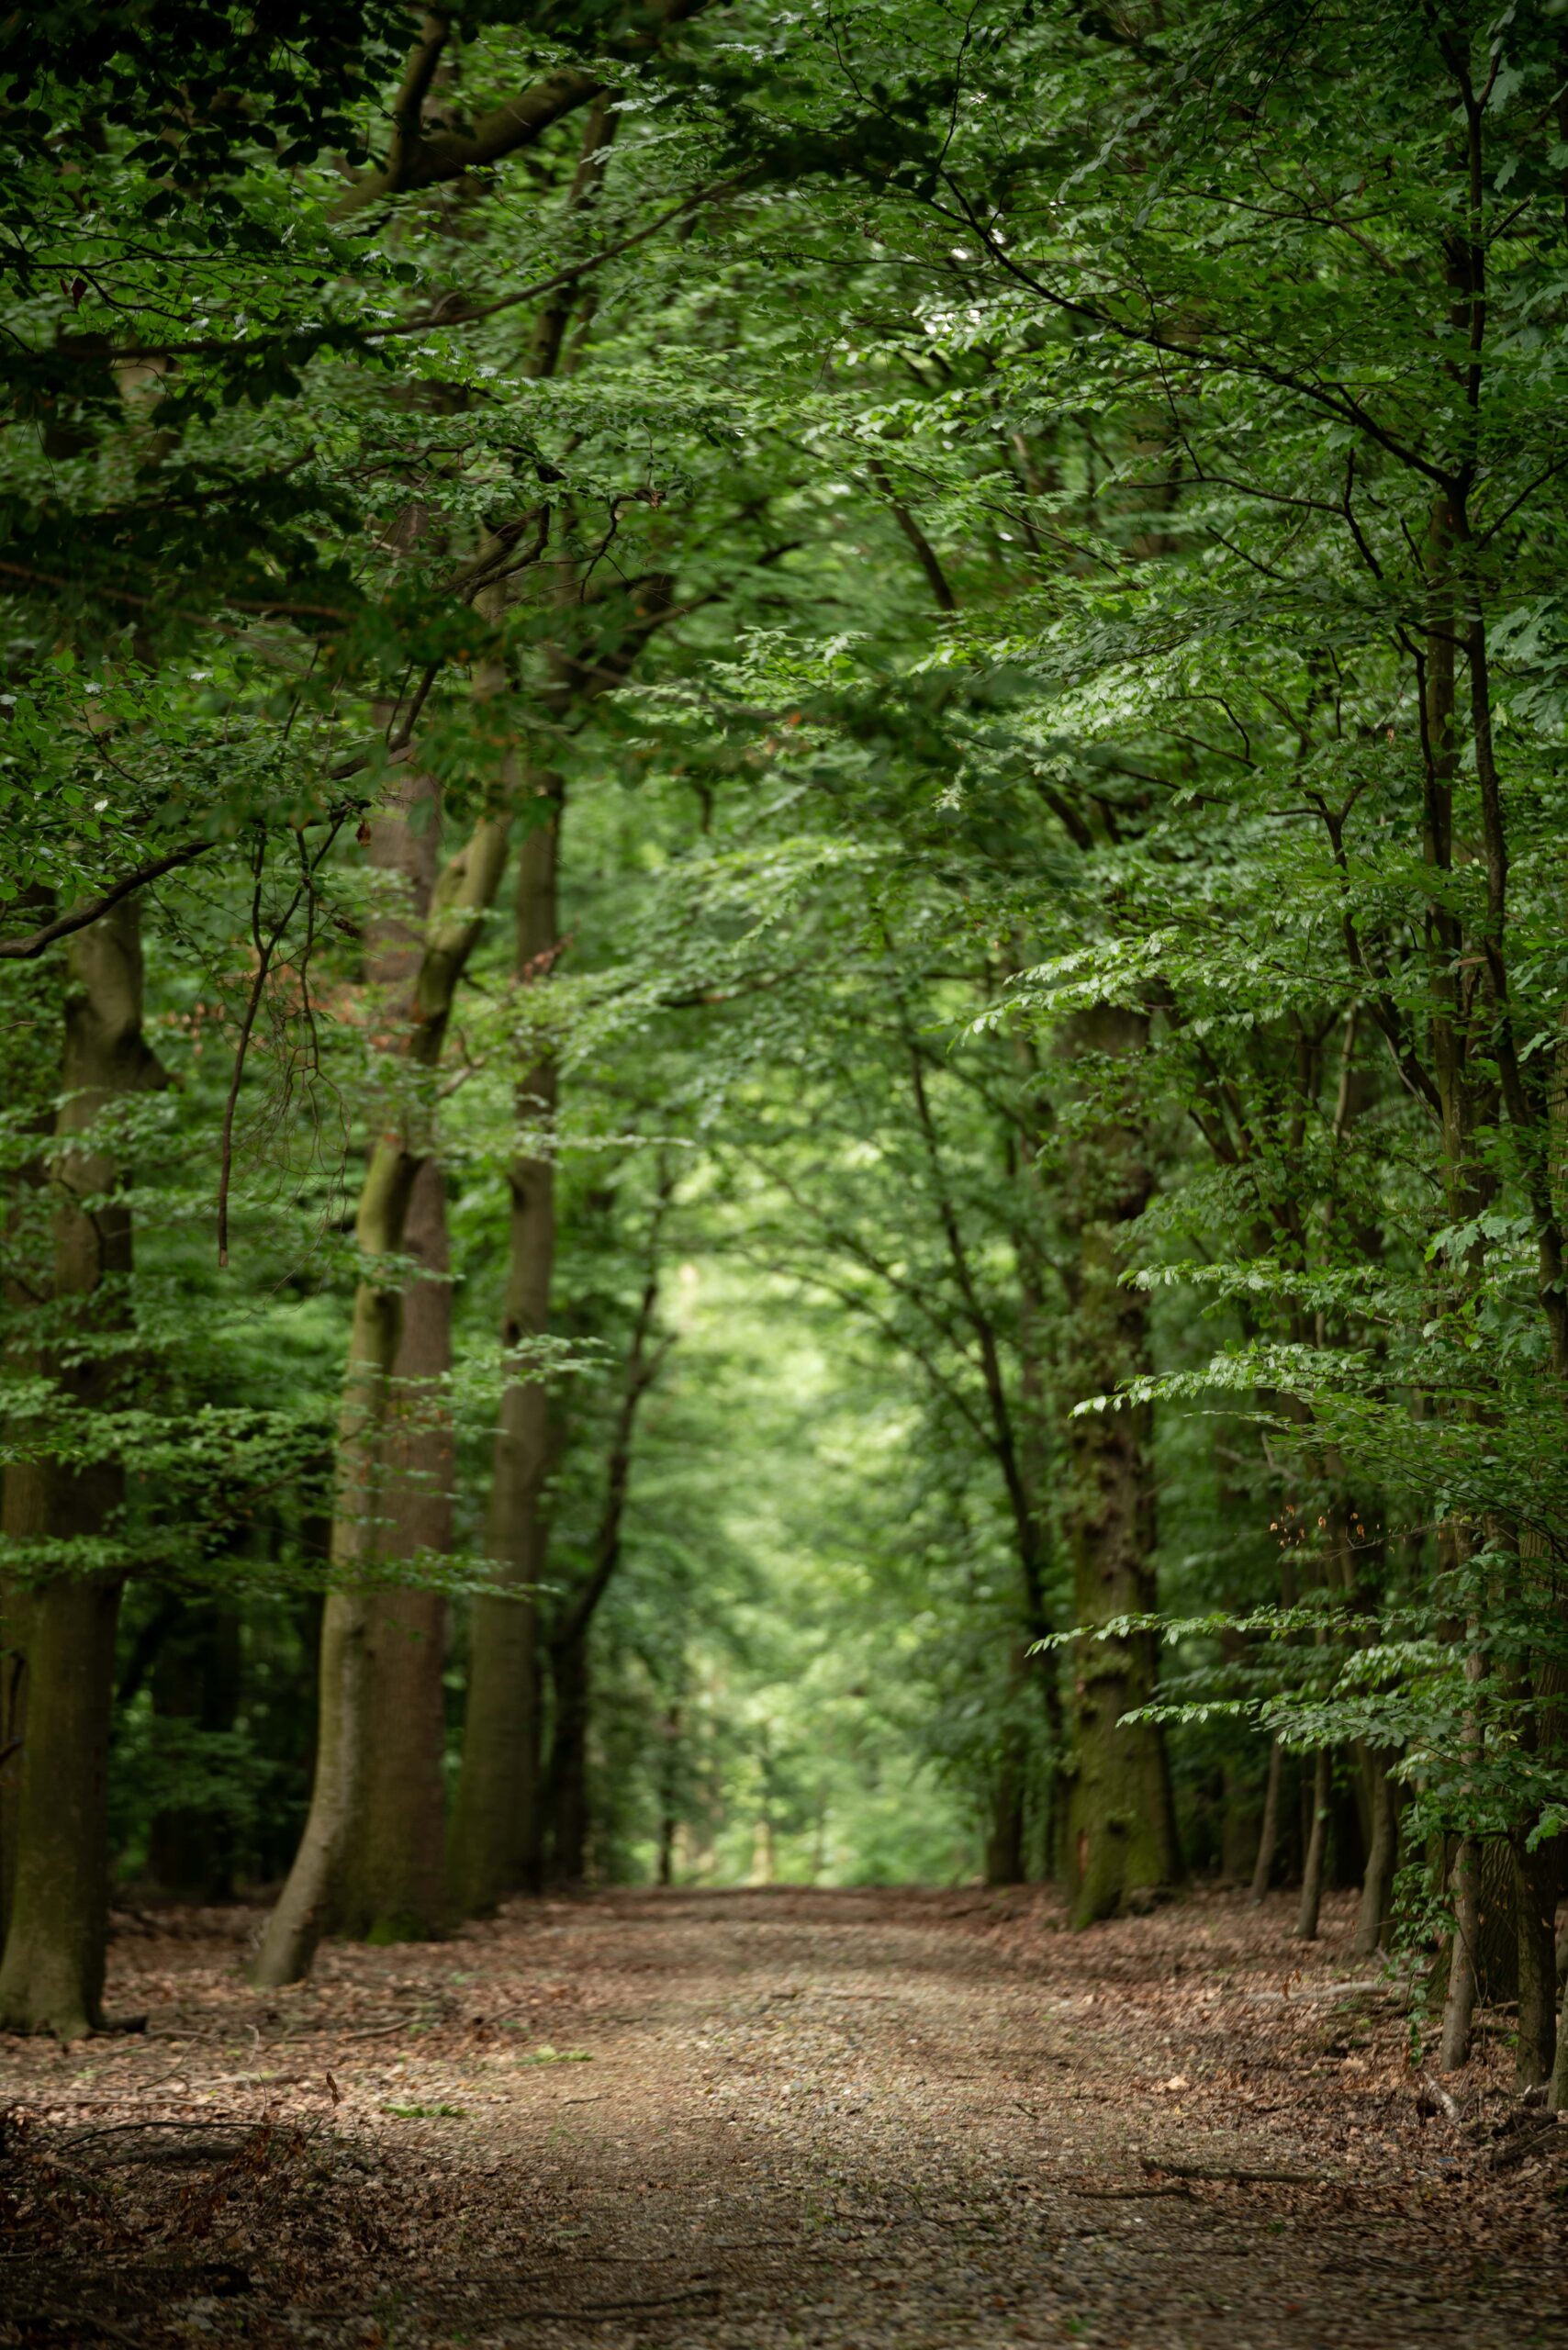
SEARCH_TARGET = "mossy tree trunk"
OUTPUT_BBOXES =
[1060,1008,1179,1927]
[252,807,511,1989]
[0,902,158,2036]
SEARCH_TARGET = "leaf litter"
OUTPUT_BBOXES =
[0,1885,1562,2347]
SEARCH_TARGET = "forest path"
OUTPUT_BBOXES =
[5,1886,1565,2348]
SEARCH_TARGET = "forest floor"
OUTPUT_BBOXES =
[2,1885,1565,2350]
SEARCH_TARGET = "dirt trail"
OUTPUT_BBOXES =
[3,1886,1564,2347]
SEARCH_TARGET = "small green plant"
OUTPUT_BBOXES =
[517,2045,592,2066]
[382,2103,465,2120]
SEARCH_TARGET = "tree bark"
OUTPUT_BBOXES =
[340,1156,452,1942]
[251,807,511,1989]
[539,1197,669,1888]
[0,902,154,2034]
[985,1641,1030,1886]
[1352,1749,1399,1956]
[337,778,453,1945]
[1439,1833,1483,2071]
[1249,1738,1282,1904]
[0,1503,38,1946]
[1511,1830,1558,2087]
[545,1634,591,1886]
[1294,1749,1332,1942]
[1060,1007,1179,1926]
[450,796,560,1915]
[1551,1959,1568,2112]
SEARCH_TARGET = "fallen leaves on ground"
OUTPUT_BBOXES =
[1,1886,1563,2347]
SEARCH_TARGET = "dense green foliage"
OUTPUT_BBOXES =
[3,0,1566,2082]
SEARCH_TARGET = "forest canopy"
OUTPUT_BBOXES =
[2,0,1567,2110]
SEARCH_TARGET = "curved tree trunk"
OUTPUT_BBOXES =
[537,1183,670,1890]
[252,809,511,1989]
[0,902,153,2035]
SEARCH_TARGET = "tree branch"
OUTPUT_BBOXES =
[0,842,218,960]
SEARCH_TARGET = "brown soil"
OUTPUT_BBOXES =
[2,1885,1564,2348]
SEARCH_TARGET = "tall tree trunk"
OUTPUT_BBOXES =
[0,934,54,1948]
[340,1156,452,1942]
[1438,1617,1500,2067]
[0,902,154,2035]
[451,795,560,1915]
[1439,1833,1483,2071]
[252,808,511,1989]
[1294,1748,1332,1942]
[338,778,453,1945]
[538,1197,669,1889]
[985,1641,1029,1886]
[545,1634,591,1886]
[1551,1962,1568,2112]
[1352,1749,1399,1957]
[0,1505,37,1947]
[1512,1829,1559,2087]
[1060,1007,1179,1926]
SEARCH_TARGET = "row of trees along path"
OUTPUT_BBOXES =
[3,0,1568,2167]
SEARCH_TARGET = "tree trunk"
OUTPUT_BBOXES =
[985,1644,1029,1886]
[338,779,453,1946]
[252,809,511,1989]
[1,1515,36,1945]
[1439,1834,1483,2070]
[1061,1008,1179,1926]
[1551,1961,1568,2112]
[1511,1830,1558,2087]
[1249,1738,1282,1904]
[985,1747,1027,1887]
[0,946,53,1948]
[1294,1748,1332,1942]
[1352,1748,1399,1956]
[451,797,559,1915]
[340,1156,452,1942]
[545,1632,590,1886]
[538,1198,669,1892]
[0,902,153,2035]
